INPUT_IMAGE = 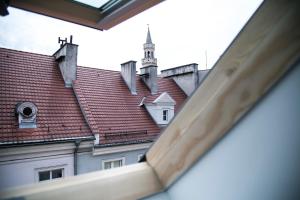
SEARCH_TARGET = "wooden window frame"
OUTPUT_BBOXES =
[1,1,300,199]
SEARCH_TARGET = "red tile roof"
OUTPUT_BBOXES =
[143,78,186,111]
[74,67,187,145]
[0,47,187,146]
[0,48,93,145]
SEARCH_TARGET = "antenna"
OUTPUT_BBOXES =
[69,35,73,44]
[205,50,208,69]
[58,35,73,47]
[58,37,67,47]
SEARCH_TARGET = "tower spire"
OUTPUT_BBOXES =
[142,25,157,67]
[146,24,152,44]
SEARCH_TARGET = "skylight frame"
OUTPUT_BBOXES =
[73,0,110,8]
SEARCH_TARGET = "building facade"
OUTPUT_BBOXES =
[0,29,208,189]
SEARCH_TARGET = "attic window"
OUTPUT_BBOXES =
[23,107,33,117]
[16,102,38,128]
[163,110,168,121]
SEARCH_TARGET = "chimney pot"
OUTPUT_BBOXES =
[121,61,137,95]
[140,65,158,95]
[53,41,78,88]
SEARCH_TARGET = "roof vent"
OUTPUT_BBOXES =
[16,102,38,128]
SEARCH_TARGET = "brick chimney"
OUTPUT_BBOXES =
[140,65,158,95]
[121,61,137,95]
[161,63,199,96]
[53,36,78,88]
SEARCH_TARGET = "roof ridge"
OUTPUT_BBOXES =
[78,66,120,72]
[73,82,100,135]
[0,47,53,58]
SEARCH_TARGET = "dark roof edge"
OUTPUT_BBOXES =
[95,140,154,148]
[0,136,95,148]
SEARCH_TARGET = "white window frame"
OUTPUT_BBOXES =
[102,157,125,170]
[35,165,65,182]
[162,109,169,121]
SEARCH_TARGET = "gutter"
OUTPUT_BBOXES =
[74,139,81,176]
[0,136,95,148]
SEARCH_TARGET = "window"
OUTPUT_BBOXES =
[102,158,125,170]
[38,168,63,182]
[163,110,168,121]
[16,101,38,128]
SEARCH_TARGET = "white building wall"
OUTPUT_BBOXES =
[143,192,170,200]
[0,153,74,190]
[171,73,197,96]
[78,148,148,173]
[143,59,300,199]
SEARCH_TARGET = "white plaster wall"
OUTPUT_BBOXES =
[145,105,174,125]
[0,153,74,190]
[172,73,196,96]
[78,148,148,173]
[165,64,300,199]
[142,192,170,200]
[198,69,209,84]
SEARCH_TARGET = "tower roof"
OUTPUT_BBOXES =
[146,26,152,44]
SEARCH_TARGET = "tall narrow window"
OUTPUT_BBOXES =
[163,110,168,121]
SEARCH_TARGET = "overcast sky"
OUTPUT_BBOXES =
[0,0,263,73]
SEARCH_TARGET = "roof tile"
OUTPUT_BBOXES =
[74,66,187,145]
[0,47,187,146]
[0,48,93,145]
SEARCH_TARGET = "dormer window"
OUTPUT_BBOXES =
[163,110,168,121]
[16,102,38,128]
[142,92,176,127]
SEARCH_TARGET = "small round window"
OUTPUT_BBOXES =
[23,107,33,117]
[16,102,38,118]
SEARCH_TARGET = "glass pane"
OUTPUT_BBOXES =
[163,110,168,121]
[39,171,50,181]
[113,160,122,167]
[74,0,110,8]
[104,162,112,169]
[52,169,63,179]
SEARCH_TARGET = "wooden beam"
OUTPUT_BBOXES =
[146,0,300,188]
[9,0,165,30]
[98,0,164,30]
[0,163,163,200]
[9,0,103,30]
[2,1,300,199]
